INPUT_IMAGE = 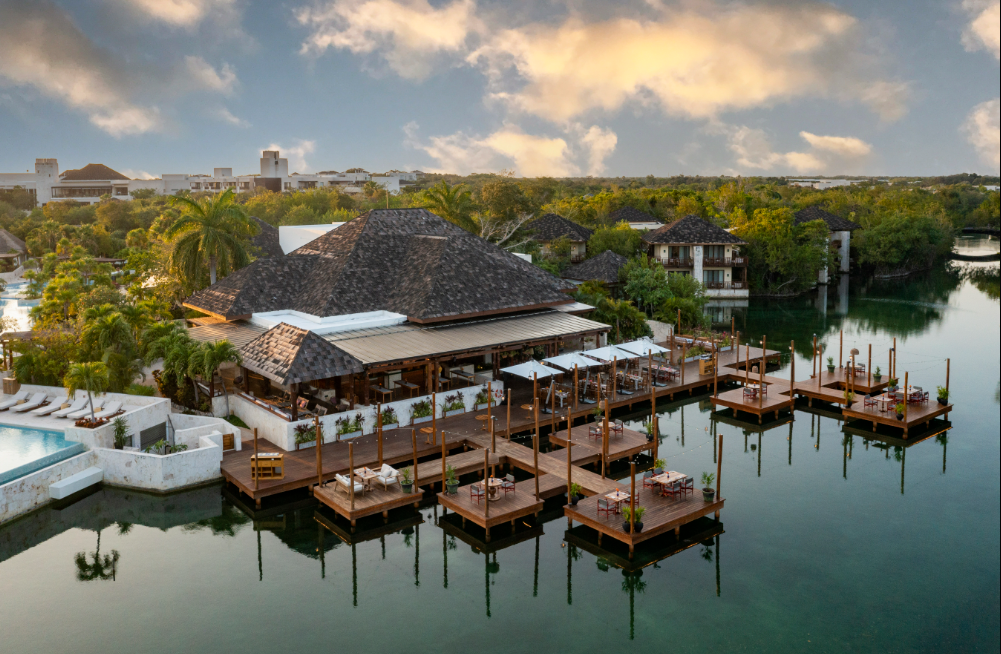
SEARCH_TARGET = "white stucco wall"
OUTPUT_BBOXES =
[94,436,222,491]
[0,452,99,525]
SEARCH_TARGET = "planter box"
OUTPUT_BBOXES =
[381,423,399,431]
[443,409,464,417]
[338,430,362,440]
[296,440,316,450]
[412,415,432,425]
[474,403,494,411]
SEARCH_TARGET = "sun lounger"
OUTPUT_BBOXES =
[31,398,73,416]
[68,402,105,420]
[90,401,124,420]
[10,393,48,413]
[51,397,89,418]
[0,390,29,410]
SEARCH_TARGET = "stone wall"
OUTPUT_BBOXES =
[0,452,99,525]
[95,436,223,491]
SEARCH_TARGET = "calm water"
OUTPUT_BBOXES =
[0,425,80,484]
[1,263,998,653]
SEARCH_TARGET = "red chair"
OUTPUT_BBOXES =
[679,477,694,496]
[501,474,516,495]
[864,395,877,409]
[469,483,485,504]
[642,471,657,489]
[597,499,614,518]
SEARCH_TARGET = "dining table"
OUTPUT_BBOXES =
[480,477,504,501]
[605,490,631,513]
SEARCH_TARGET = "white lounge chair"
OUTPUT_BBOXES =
[0,391,29,410]
[31,398,73,416]
[10,393,48,413]
[335,473,364,495]
[68,401,105,421]
[90,401,124,420]
[51,397,89,418]
[375,464,399,490]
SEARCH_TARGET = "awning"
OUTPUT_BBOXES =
[581,345,639,362]
[501,360,559,380]
[617,338,670,357]
[543,352,602,371]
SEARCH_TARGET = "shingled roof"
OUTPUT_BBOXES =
[0,229,26,254]
[562,250,628,285]
[608,206,657,223]
[241,322,364,385]
[642,215,745,245]
[794,206,861,232]
[59,163,130,181]
[185,208,573,323]
[249,216,284,259]
[529,213,593,242]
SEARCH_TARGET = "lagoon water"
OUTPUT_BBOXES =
[1,262,998,653]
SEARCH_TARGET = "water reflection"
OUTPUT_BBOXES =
[74,528,120,582]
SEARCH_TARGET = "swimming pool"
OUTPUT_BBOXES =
[0,425,85,485]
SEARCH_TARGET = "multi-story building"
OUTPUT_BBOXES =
[0,152,423,207]
[793,206,860,283]
[528,213,594,262]
[641,214,749,298]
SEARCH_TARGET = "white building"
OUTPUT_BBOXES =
[0,152,423,207]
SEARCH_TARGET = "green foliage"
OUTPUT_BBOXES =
[622,505,645,522]
[568,482,582,498]
[125,383,155,396]
[731,207,832,294]
[12,329,79,385]
[294,423,321,444]
[936,386,949,400]
[587,222,645,259]
[400,467,413,484]
[418,180,476,231]
[112,417,130,448]
[441,392,465,413]
[335,413,364,435]
[573,281,651,343]
[701,471,715,487]
[411,399,433,419]
[621,256,672,315]
[165,188,259,286]
[64,361,110,423]
[379,406,399,425]
[854,213,953,275]
[225,414,249,429]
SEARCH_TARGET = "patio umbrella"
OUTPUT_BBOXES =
[500,360,558,379]
[581,345,638,362]
[616,338,670,357]
[542,352,602,371]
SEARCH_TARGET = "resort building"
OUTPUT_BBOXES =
[184,208,609,448]
[0,229,28,272]
[793,206,861,283]
[561,250,628,291]
[529,213,593,262]
[0,153,422,207]
[607,206,664,231]
[641,215,748,298]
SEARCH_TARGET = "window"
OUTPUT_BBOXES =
[705,245,726,259]
[703,269,724,284]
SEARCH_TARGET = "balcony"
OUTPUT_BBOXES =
[704,256,749,267]
[706,281,747,290]
[570,254,587,264]
[657,257,694,268]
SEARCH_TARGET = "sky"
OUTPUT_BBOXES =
[0,0,998,179]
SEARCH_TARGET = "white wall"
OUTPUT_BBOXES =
[94,436,222,491]
[0,452,99,525]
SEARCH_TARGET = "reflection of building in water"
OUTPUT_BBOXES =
[704,298,748,325]
[837,274,850,315]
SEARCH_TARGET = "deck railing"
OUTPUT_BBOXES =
[656,257,694,268]
[706,281,748,290]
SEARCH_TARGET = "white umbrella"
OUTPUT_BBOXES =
[582,345,639,362]
[617,338,670,357]
[543,352,602,371]
[500,360,558,380]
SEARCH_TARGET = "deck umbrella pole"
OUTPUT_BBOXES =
[534,428,540,501]
[574,365,579,414]
[715,433,723,520]
[432,392,437,447]
[316,417,323,488]
[253,427,259,491]
[349,442,355,511]
[412,429,418,489]
[506,388,511,439]
[377,402,383,467]
[483,448,490,522]
[629,460,635,535]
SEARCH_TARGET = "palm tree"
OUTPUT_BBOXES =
[117,304,151,343]
[139,321,184,360]
[420,181,477,232]
[64,362,110,423]
[165,188,258,285]
[199,340,242,416]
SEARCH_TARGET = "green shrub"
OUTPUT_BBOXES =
[125,383,155,396]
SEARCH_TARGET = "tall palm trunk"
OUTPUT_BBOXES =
[209,255,218,285]
[217,372,231,417]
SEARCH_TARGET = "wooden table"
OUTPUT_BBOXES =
[437,376,451,391]
[251,453,285,480]
[353,467,379,491]
[605,490,631,512]
[479,477,504,501]
[419,426,435,444]
[650,471,687,493]
[475,414,493,431]
[395,380,419,398]
[370,385,393,402]
[451,370,475,386]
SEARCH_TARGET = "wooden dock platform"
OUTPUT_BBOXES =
[437,477,552,539]
[313,481,424,526]
[842,399,954,438]
[548,424,652,467]
[565,517,724,572]
[710,386,795,424]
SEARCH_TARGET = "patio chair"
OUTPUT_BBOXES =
[611,420,624,436]
[334,473,364,496]
[0,390,29,410]
[90,401,123,420]
[864,395,877,409]
[597,498,615,518]
[742,386,756,398]
[469,483,485,504]
[375,464,399,490]
[678,476,694,496]
[642,471,657,489]
[10,393,48,413]
[501,474,516,495]
[68,401,105,420]
[51,397,88,418]
[588,425,602,440]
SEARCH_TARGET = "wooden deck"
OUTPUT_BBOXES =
[314,507,423,544]
[710,386,795,424]
[842,399,954,437]
[313,481,424,525]
[548,424,652,467]
[564,482,724,557]
[565,517,724,572]
[437,478,548,537]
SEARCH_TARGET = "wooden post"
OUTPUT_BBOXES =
[653,415,659,461]
[441,429,447,491]
[602,396,609,478]
[649,351,657,428]
[483,448,490,521]
[533,429,540,501]
[566,426,572,502]
[731,316,734,342]
[681,345,686,385]
[818,343,822,389]
[506,388,511,439]
[713,338,719,398]
[534,397,540,458]
[533,372,538,407]
[412,429,419,489]
[487,381,492,425]
[316,417,323,488]
[290,384,299,422]
[377,402,383,467]
[893,337,897,378]
[759,336,766,410]
[629,459,636,535]
[253,427,259,491]
[431,391,437,447]
[903,371,909,427]
[945,358,950,397]
[551,377,556,434]
[349,442,355,510]
[490,412,496,452]
[790,341,795,409]
[574,364,579,414]
[745,344,749,386]
[715,433,723,519]
[812,335,817,378]
[611,357,617,404]
[839,330,843,370]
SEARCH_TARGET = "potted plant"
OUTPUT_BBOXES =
[411,399,433,424]
[895,402,905,420]
[654,459,666,475]
[643,421,656,442]
[445,464,459,495]
[701,472,716,502]
[568,482,582,505]
[621,506,645,533]
[826,356,835,374]
[379,407,399,430]
[294,423,319,450]
[591,406,603,423]
[400,467,413,494]
[336,413,364,439]
[474,389,493,411]
[441,392,465,417]
[112,416,130,450]
[887,377,898,392]
[873,366,882,383]
[936,386,949,406]
[843,389,854,408]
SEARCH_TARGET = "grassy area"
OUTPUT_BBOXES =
[224,414,249,429]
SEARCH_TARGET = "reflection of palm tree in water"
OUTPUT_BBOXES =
[622,570,647,640]
[74,529,120,582]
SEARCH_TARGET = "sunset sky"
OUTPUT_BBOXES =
[1,0,998,178]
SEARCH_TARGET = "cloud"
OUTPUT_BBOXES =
[296,0,480,80]
[266,140,317,173]
[0,1,161,137]
[963,99,1000,169]
[405,121,617,176]
[468,2,907,122]
[214,107,250,127]
[185,56,238,95]
[726,127,871,174]
[962,0,1000,60]
[109,0,240,29]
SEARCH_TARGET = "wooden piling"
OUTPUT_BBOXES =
[315,418,323,488]
[483,448,490,521]
[839,330,843,369]
[715,433,723,520]
[506,388,511,438]
[412,429,419,489]
[867,344,872,387]
[377,402,383,467]
[349,442,355,510]
[432,391,437,447]
[441,429,447,491]
[629,460,636,535]
[254,427,259,491]
[533,430,540,501]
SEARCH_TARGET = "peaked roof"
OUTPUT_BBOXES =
[794,206,861,232]
[562,249,628,284]
[59,163,130,181]
[642,215,745,245]
[529,213,593,242]
[249,216,284,259]
[241,323,364,385]
[608,206,658,223]
[185,208,573,322]
[0,229,26,254]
